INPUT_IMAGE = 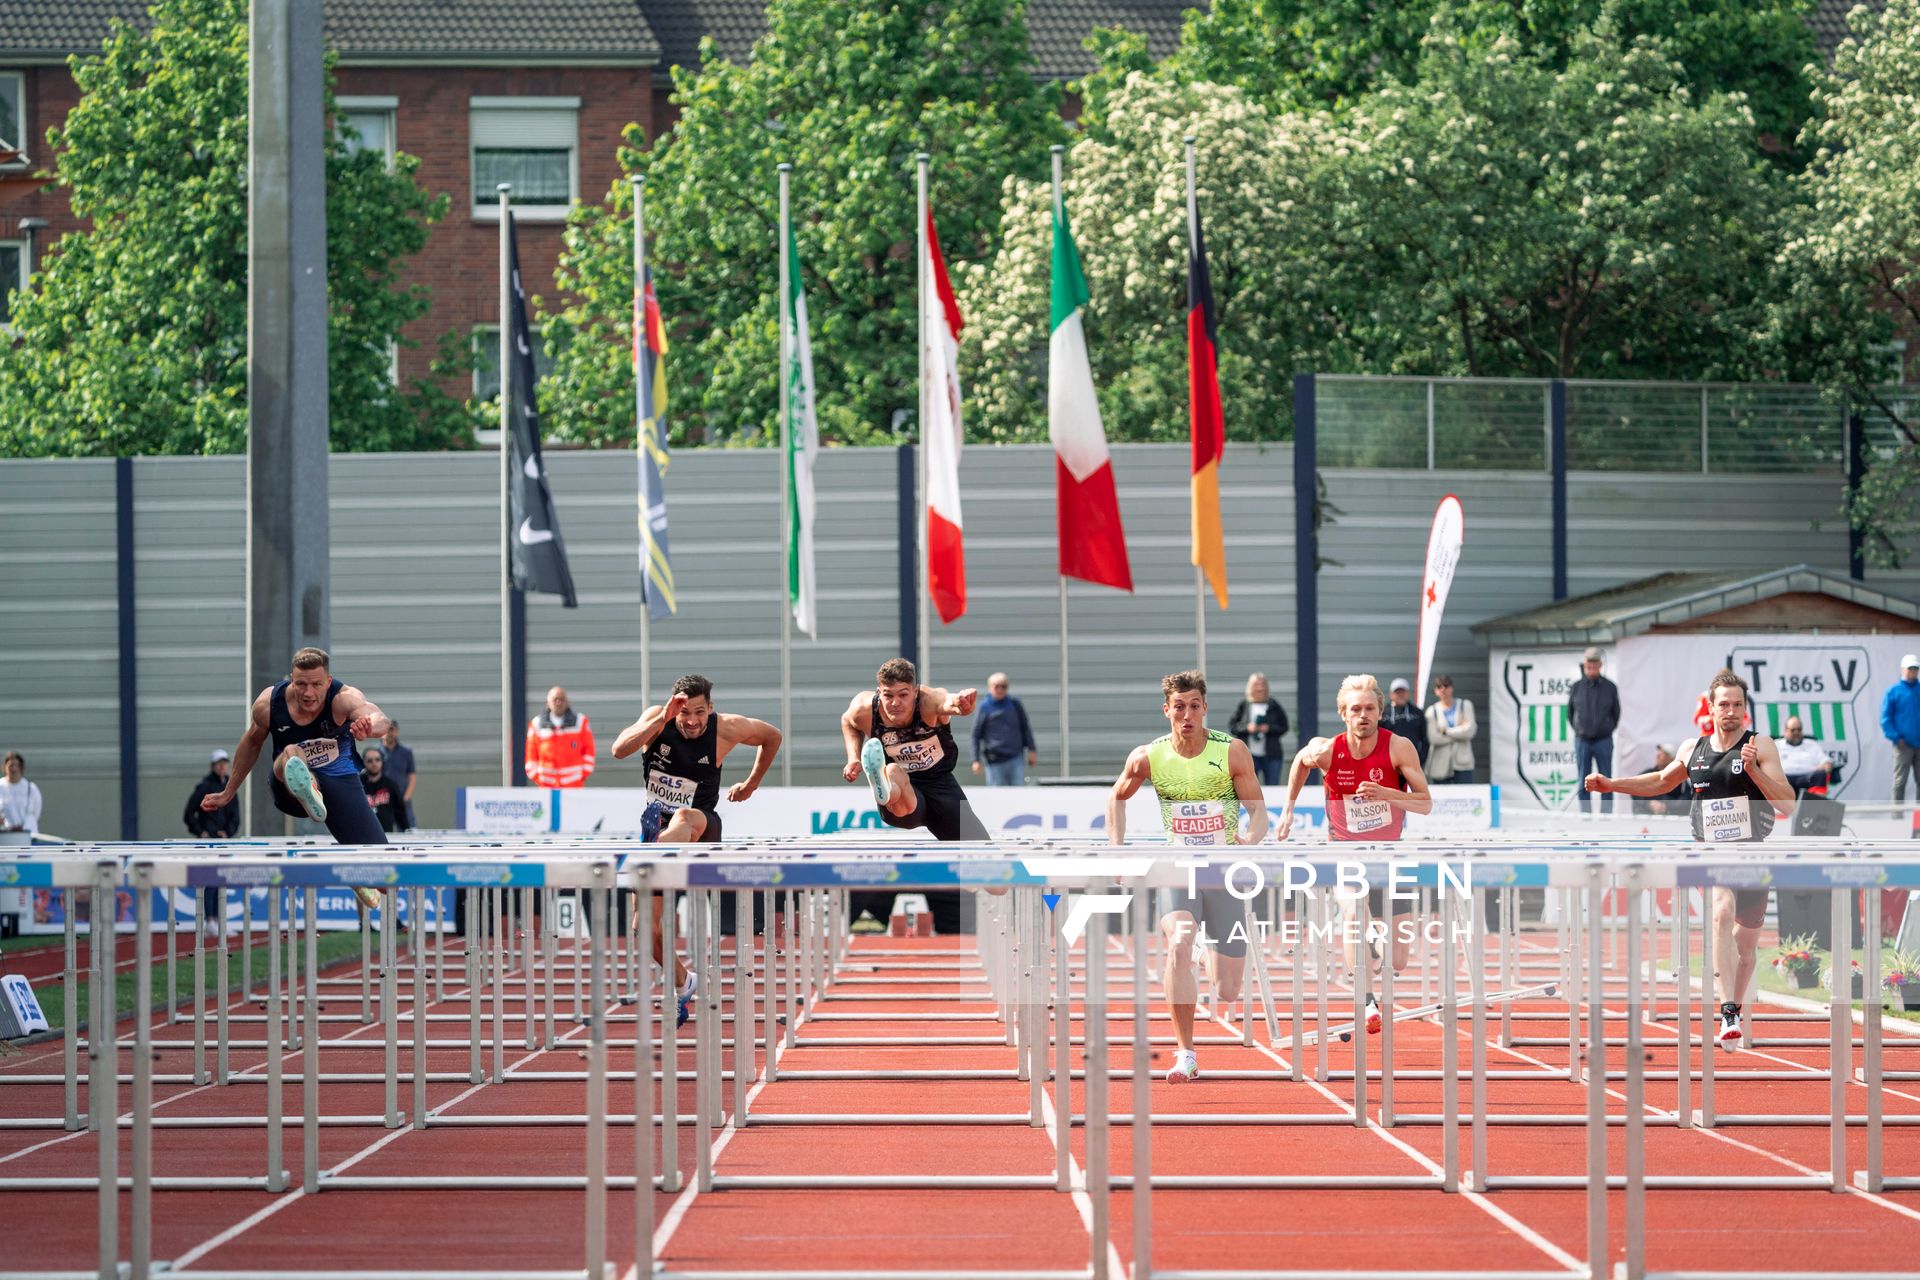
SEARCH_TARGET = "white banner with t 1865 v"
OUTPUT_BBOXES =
[456,784,1500,837]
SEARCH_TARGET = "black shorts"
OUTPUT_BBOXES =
[1160,888,1250,958]
[270,772,389,845]
[642,803,722,843]
[1731,888,1769,930]
[878,768,981,841]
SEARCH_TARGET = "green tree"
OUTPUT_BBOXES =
[1776,0,1920,563]
[1089,0,1818,149]
[538,0,1068,449]
[0,0,465,457]
[963,29,1795,447]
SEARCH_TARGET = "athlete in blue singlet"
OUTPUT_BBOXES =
[201,646,392,846]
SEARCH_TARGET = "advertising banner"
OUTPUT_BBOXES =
[1488,646,1598,811]
[456,784,1499,839]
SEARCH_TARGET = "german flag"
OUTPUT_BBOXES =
[1188,210,1227,608]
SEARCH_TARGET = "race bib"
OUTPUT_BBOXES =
[1165,799,1228,846]
[1342,794,1393,835]
[1698,794,1753,842]
[647,771,698,807]
[888,737,945,772]
[296,738,340,769]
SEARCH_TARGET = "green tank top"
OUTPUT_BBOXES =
[1146,730,1241,846]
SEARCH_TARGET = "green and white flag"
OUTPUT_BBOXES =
[785,223,820,637]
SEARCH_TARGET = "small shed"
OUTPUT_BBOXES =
[1471,566,1920,811]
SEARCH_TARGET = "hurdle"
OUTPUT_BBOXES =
[10,838,1920,1280]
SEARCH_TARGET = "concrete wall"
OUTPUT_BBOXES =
[2,436,1898,839]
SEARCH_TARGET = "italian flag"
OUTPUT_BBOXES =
[1048,195,1132,591]
[923,206,967,624]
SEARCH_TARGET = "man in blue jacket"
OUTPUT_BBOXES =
[1568,648,1621,814]
[971,672,1038,786]
[1881,654,1920,804]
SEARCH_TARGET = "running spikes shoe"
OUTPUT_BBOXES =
[1365,993,1383,1035]
[676,971,698,1029]
[1166,1048,1199,1084]
[860,738,892,807]
[1717,1007,1743,1048]
[281,755,328,822]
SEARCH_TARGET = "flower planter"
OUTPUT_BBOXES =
[1790,970,1819,990]
[1902,989,1920,1013]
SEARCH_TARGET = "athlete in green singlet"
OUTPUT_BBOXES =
[1108,669,1269,1084]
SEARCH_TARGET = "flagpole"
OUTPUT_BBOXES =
[1051,144,1070,779]
[916,152,932,684]
[1186,136,1206,676]
[498,182,514,787]
[633,174,651,712]
[778,162,794,787]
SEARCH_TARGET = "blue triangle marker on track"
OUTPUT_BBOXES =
[1042,893,1061,913]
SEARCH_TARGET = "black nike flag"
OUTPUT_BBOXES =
[504,213,577,608]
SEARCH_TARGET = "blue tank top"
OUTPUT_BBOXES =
[269,678,361,778]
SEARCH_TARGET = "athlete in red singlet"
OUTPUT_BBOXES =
[1278,673,1431,1032]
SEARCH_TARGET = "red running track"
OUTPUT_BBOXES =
[4,921,1920,1275]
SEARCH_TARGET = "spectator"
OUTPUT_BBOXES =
[1775,716,1835,797]
[1423,675,1477,784]
[1631,744,1692,815]
[361,747,410,833]
[185,749,240,937]
[0,751,42,833]
[1383,678,1429,765]
[1228,673,1289,785]
[380,722,418,828]
[1883,655,1920,804]
[1568,647,1620,814]
[971,671,1038,786]
[185,750,240,838]
[525,686,596,788]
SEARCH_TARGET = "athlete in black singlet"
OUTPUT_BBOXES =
[838,656,987,933]
[1585,669,1794,1046]
[201,646,391,846]
[612,673,782,1024]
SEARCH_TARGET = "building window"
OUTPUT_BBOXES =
[0,72,25,165]
[470,97,578,220]
[0,240,24,326]
[472,324,560,402]
[336,95,396,167]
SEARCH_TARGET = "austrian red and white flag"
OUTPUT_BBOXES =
[1414,494,1465,707]
[923,208,967,623]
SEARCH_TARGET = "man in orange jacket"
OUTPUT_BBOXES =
[526,686,596,787]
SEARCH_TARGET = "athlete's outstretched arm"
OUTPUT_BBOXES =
[205,693,272,810]
[1278,737,1333,840]
[1106,746,1152,844]
[719,714,783,802]
[840,693,871,782]
[924,685,980,723]
[1364,736,1432,815]
[611,693,684,760]
[332,686,391,741]
[1588,741,1692,798]
[1226,740,1271,843]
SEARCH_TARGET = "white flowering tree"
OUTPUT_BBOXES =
[961,28,1794,446]
[1779,0,1920,562]
[956,74,1346,444]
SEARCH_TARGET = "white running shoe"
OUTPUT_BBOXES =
[1717,1009,1742,1048]
[1365,993,1383,1035]
[1166,1048,1199,1084]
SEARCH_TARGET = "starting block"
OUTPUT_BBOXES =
[889,893,935,937]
